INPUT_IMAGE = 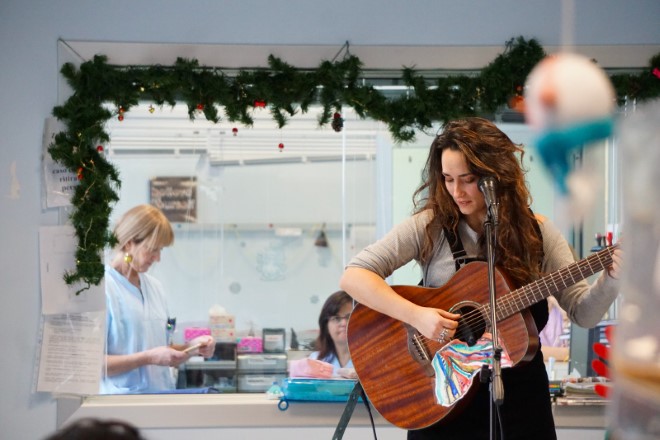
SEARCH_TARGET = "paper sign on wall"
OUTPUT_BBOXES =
[42,118,78,208]
[39,225,105,315]
[36,312,104,395]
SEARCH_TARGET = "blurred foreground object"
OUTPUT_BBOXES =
[610,100,660,440]
[524,53,615,195]
[591,325,614,398]
[45,418,145,440]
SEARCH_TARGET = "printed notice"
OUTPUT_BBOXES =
[42,118,78,208]
[39,225,105,315]
[36,312,104,395]
[150,176,197,222]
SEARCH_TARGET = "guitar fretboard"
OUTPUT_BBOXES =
[488,245,617,321]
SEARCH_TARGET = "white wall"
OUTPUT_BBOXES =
[1,1,659,438]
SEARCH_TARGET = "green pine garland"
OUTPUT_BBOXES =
[49,36,660,293]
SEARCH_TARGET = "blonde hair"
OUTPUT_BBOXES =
[113,204,174,253]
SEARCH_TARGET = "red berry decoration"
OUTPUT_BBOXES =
[278,142,284,151]
[508,95,525,112]
[232,127,238,136]
[332,112,344,132]
[197,103,204,111]
[96,145,104,153]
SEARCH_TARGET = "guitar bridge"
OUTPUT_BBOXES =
[404,324,435,377]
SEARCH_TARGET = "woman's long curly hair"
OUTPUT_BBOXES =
[413,117,544,287]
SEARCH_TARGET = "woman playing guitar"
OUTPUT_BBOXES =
[340,117,622,439]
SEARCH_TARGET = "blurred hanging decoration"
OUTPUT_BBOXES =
[524,52,616,195]
[232,127,238,136]
[507,85,525,112]
[278,142,284,152]
[332,112,344,132]
[314,225,329,248]
[48,36,659,293]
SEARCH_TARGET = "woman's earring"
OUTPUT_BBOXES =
[124,253,133,264]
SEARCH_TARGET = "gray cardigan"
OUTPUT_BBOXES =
[347,210,619,328]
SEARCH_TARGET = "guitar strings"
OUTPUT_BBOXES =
[413,246,615,345]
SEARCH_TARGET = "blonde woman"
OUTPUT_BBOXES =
[101,204,214,394]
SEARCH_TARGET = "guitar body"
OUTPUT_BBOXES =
[347,261,539,430]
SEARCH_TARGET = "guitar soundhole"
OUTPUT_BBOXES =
[453,305,486,347]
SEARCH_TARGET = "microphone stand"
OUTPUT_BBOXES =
[483,208,504,440]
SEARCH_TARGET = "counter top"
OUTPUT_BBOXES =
[57,393,607,431]
[58,393,389,429]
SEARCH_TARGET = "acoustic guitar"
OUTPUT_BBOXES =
[347,245,617,430]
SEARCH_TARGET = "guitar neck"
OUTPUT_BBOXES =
[495,245,617,321]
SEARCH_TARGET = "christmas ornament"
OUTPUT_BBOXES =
[118,114,124,121]
[254,100,266,108]
[507,86,525,112]
[124,253,133,264]
[524,52,615,194]
[278,142,284,152]
[232,127,238,136]
[96,145,104,153]
[148,105,155,114]
[332,112,344,132]
[77,167,83,180]
[197,103,204,111]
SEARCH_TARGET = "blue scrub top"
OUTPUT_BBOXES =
[101,266,175,394]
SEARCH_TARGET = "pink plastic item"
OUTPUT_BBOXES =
[184,327,211,342]
[237,337,263,353]
[289,358,334,378]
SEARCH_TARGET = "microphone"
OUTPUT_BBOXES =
[478,176,499,225]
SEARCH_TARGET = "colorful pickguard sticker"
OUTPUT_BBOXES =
[432,333,513,406]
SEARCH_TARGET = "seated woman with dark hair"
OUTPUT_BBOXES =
[309,290,355,376]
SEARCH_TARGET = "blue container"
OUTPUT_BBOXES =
[280,378,358,402]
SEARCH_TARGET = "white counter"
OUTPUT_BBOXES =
[57,394,607,440]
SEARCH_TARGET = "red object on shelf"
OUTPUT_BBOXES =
[606,231,613,246]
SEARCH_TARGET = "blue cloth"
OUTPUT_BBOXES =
[534,117,613,194]
[101,265,175,394]
[309,351,353,375]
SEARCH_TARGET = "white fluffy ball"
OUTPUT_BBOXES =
[524,52,615,130]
